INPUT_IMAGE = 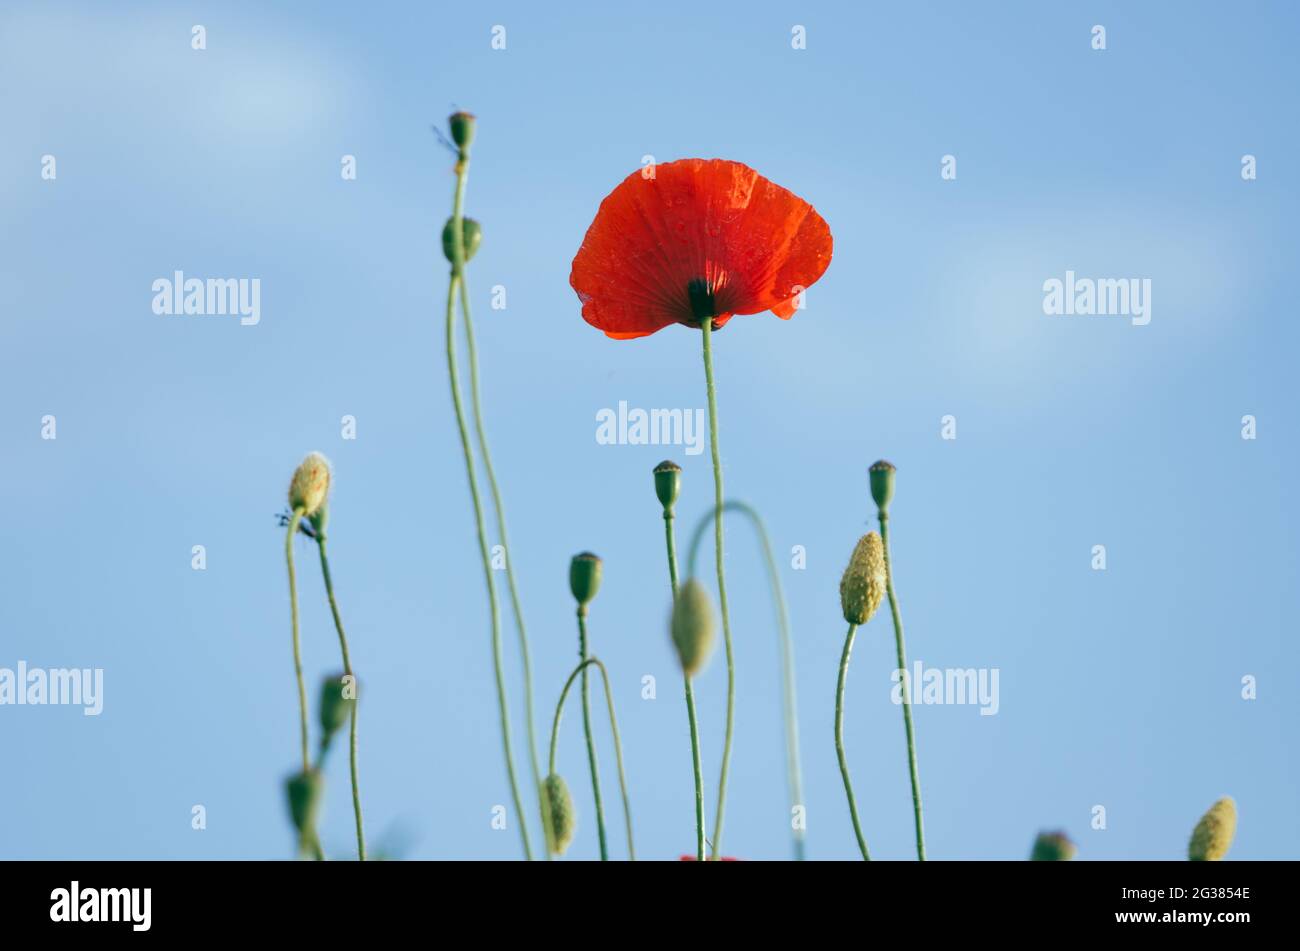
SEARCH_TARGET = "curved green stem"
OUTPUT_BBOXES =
[686,500,806,860]
[316,539,366,861]
[458,270,546,856]
[879,512,925,861]
[834,622,870,860]
[445,265,532,860]
[548,657,635,859]
[699,319,735,860]
[576,610,609,860]
[664,509,706,861]
[285,508,309,774]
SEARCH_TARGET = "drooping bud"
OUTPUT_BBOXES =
[869,460,896,514]
[285,769,324,836]
[840,532,886,625]
[541,773,576,856]
[653,460,682,511]
[318,673,357,743]
[441,217,483,264]
[288,452,331,517]
[1030,831,1077,861]
[1188,797,1237,861]
[449,111,476,149]
[569,552,602,609]
[671,579,717,677]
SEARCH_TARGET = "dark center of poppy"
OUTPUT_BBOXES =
[687,279,724,330]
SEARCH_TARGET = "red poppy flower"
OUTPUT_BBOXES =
[570,159,832,339]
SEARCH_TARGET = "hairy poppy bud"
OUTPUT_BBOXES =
[288,452,331,517]
[285,769,324,835]
[569,552,602,609]
[449,111,476,149]
[541,773,576,855]
[1030,831,1076,861]
[318,673,357,742]
[671,579,716,676]
[1188,797,1237,861]
[653,460,682,511]
[869,460,896,514]
[441,217,482,264]
[840,532,886,625]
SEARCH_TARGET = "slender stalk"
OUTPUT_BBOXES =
[316,539,366,861]
[834,622,870,860]
[686,500,805,860]
[700,319,735,860]
[548,657,635,859]
[879,512,926,860]
[285,508,309,774]
[458,268,546,856]
[576,610,609,859]
[445,264,532,859]
[663,510,706,861]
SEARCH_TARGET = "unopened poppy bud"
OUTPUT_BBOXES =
[285,769,324,835]
[569,552,602,609]
[840,532,886,625]
[653,460,682,511]
[671,579,716,677]
[1030,831,1076,861]
[288,452,331,517]
[1188,797,1237,861]
[318,673,357,742]
[541,773,576,855]
[449,111,476,149]
[441,217,482,264]
[869,460,896,514]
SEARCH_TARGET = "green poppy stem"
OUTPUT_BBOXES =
[315,538,366,861]
[686,500,806,861]
[284,508,309,775]
[879,512,925,861]
[457,270,546,856]
[662,508,706,861]
[548,657,635,859]
[834,621,870,860]
[576,610,609,860]
[699,319,735,861]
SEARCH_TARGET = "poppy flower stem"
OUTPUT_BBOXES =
[878,513,926,860]
[315,537,366,861]
[699,319,736,861]
[834,622,870,860]
[660,507,707,862]
[549,656,635,859]
[685,501,805,861]
[284,506,310,775]
[576,610,610,859]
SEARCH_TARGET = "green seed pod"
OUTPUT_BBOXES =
[285,769,324,835]
[1188,797,1237,861]
[449,111,476,149]
[541,773,576,856]
[441,217,483,264]
[288,452,331,517]
[653,460,682,511]
[840,532,887,625]
[1030,831,1076,861]
[569,552,602,608]
[869,460,896,514]
[318,673,357,742]
[671,579,717,677]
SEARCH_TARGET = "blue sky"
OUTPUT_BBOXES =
[1,0,1296,860]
